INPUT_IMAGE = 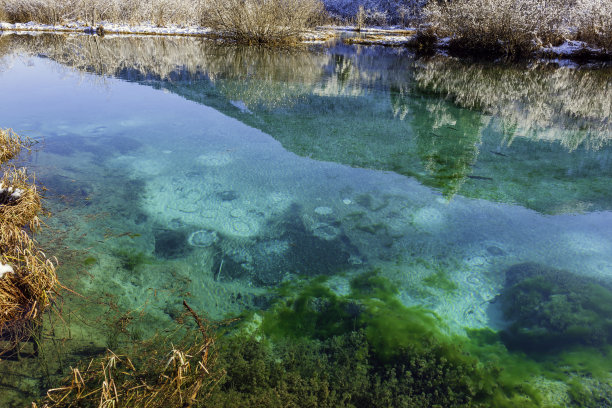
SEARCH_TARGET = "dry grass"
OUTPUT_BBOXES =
[573,0,612,51]
[0,231,57,349]
[36,301,224,408]
[424,0,612,55]
[0,128,57,353]
[0,0,324,43]
[0,166,42,244]
[0,0,201,26]
[0,128,30,164]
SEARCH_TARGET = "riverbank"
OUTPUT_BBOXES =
[2,22,610,62]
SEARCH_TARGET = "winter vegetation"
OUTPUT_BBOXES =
[0,0,324,43]
[0,0,610,52]
[424,0,612,55]
[0,129,58,354]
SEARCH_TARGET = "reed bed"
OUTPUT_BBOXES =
[0,128,57,353]
[36,302,224,408]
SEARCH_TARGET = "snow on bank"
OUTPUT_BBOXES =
[0,21,214,36]
[0,20,338,42]
[540,40,604,56]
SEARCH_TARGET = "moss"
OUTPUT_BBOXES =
[499,263,612,352]
[262,280,360,340]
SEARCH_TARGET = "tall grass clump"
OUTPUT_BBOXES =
[202,0,324,43]
[0,128,57,353]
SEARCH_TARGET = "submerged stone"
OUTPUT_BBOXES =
[188,229,219,248]
[154,229,190,259]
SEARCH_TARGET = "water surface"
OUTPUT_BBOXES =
[0,33,611,406]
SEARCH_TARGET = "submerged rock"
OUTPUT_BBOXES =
[188,229,219,248]
[154,229,190,259]
[499,262,612,352]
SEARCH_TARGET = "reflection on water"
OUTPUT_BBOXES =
[0,34,611,406]
[415,56,612,151]
[3,36,610,207]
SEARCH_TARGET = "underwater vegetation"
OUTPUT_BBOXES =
[31,269,612,407]
[499,262,612,352]
[114,248,153,272]
[252,272,542,407]
[37,302,223,408]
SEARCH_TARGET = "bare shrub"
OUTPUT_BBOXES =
[425,0,569,55]
[0,0,201,26]
[201,0,324,43]
[572,0,612,51]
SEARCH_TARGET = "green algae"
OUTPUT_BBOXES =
[114,248,153,272]
[499,263,612,352]
[257,271,544,406]
[83,256,97,266]
[423,269,459,292]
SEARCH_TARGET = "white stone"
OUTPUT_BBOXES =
[314,206,333,216]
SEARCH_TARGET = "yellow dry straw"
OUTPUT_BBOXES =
[38,302,224,408]
[0,166,42,246]
[0,128,56,351]
[0,128,29,164]
[0,231,57,347]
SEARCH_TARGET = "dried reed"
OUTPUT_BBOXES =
[0,128,30,164]
[0,166,42,245]
[1,128,57,353]
[38,301,224,408]
[0,230,57,349]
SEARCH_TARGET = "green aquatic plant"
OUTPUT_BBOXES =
[82,256,97,267]
[257,271,541,406]
[499,262,612,352]
[114,248,153,272]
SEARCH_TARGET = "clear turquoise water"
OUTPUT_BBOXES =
[0,34,611,405]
